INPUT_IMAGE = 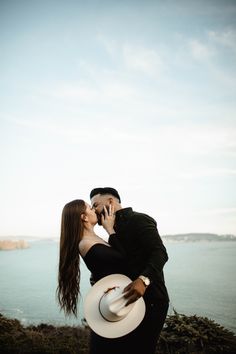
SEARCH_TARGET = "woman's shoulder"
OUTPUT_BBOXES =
[79,238,110,258]
[79,238,91,257]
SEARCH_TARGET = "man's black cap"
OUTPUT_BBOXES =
[90,187,121,203]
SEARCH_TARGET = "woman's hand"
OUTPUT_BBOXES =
[101,204,116,235]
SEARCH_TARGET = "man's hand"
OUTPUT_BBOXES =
[123,278,147,306]
[101,205,116,235]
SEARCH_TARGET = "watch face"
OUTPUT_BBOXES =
[139,276,150,286]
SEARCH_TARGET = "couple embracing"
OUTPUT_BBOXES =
[57,187,169,354]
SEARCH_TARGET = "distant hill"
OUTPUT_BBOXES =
[162,233,236,242]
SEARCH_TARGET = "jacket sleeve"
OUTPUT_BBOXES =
[132,215,168,283]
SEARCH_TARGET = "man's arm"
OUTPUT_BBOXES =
[124,214,168,305]
[136,216,168,282]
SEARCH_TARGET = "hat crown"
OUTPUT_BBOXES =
[99,286,135,322]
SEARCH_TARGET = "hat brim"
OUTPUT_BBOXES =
[84,274,146,338]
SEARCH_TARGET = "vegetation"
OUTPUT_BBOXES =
[0,312,236,354]
[0,314,89,354]
[158,311,236,353]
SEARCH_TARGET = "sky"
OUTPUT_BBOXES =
[0,0,236,238]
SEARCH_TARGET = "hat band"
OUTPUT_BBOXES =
[98,286,133,323]
[99,296,121,322]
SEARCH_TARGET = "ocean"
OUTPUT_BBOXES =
[0,240,235,333]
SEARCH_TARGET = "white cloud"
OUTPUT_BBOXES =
[44,84,99,102]
[195,208,236,216]
[8,114,236,158]
[149,125,236,157]
[97,34,166,77]
[177,32,235,87]
[180,168,236,180]
[96,34,118,58]
[123,44,165,76]
[41,77,138,105]
[157,207,236,235]
[208,29,236,52]
[189,39,214,61]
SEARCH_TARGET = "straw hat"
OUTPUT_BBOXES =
[84,274,146,338]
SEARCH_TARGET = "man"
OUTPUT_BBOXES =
[90,187,169,354]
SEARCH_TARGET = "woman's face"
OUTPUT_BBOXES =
[84,203,98,225]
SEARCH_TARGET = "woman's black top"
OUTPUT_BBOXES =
[83,243,127,282]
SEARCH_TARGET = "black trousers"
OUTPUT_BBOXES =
[89,299,169,354]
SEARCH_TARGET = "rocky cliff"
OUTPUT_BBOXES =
[0,240,30,250]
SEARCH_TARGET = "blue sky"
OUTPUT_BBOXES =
[1,0,236,237]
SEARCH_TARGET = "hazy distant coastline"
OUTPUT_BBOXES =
[0,233,236,244]
[162,233,236,243]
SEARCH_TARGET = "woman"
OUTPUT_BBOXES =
[57,199,127,353]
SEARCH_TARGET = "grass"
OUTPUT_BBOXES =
[0,312,236,354]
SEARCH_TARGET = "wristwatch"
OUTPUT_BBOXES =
[138,275,150,287]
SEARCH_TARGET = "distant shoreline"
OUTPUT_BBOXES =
[161,233,236,243]
[0,233,236,244]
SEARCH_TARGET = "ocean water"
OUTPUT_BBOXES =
[0,240,235,333]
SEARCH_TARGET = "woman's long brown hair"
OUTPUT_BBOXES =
[57,199,86,317]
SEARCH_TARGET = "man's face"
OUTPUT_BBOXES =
[91,194,110,225]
